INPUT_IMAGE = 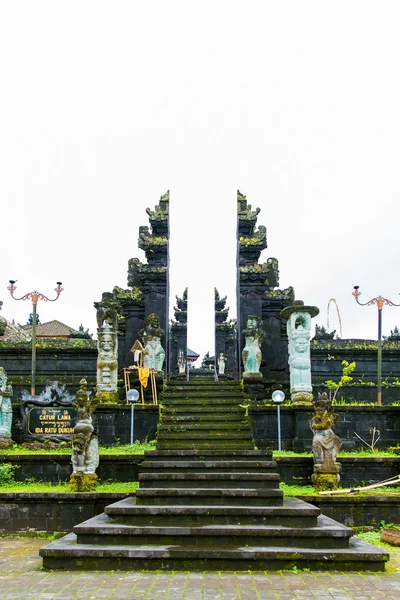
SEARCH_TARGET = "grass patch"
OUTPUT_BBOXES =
[280,483,318,496]
[357,530,400,552]
[280,482,400,496]
[274,449,398,458]
[0,481,139,493]
[0,441,156,456]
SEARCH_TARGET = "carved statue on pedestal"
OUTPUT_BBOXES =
[177,348,186,375]
[242,316,263,378]
[310,392,342,491]
[280,300,319,405]
[70,379,99,492]
[96,324,118,401]
[140,313,165,372]
[0,367,13,448]
[218,351,226,376]
[95,292,119,403]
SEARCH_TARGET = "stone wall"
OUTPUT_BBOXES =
[11,404,159,447]
[249,405,400,452]
[0,491,398,533]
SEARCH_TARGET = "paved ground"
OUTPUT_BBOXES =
[2,538,400,599]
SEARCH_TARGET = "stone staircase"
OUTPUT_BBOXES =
[40,380,389,571]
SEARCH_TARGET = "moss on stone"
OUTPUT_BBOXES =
[96,391,120,405]
[69,472,98,492]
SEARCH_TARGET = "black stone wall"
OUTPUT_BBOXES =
[0,492,397,532]
[0,454,143,484]
[2,453,396,488]
[0,493,127,534]
[11,404,159,447]
[250,405,400,452]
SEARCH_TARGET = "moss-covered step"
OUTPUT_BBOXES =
[164,385,242,392]
[162,398,244,406]
[158,423,249,432]
[135,487,284,506]
[142,450,274,461]
[140,460,278,474]
[138,472,280,489]
[162,406,245,414]
[166,381,240,387]
[105,496,320,527]
[162,391,244,399]
[157,432,253,440]
[40,533,389,571]
[74,513,352,549]
[157,439,254,451]
[161,418,246,426]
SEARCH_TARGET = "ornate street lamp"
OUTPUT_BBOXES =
[352,286,400,406]
[272,389,285,451]
[8,281,63,396]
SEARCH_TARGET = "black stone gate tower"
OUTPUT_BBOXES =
[236,190,294,386]
[96,191,170,376]
[214,289,236,378]
[169,288,188,378]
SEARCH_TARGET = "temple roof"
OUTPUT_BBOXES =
[187,347,200,359]
[0,316,30,341]
[22,319,78,338]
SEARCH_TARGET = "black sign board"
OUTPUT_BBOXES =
[28,407,77,436]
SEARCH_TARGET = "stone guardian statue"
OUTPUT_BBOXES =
[0,367,13,448]
[218,351,226,376]
[95,293,119,403]
[280,300,319,405]
[70,379,99,492]
[310,392,342,491]
[177,348,186,376]
[242,315,263,378]
[140,314,166,372]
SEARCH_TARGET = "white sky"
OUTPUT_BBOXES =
[1,1,400,360]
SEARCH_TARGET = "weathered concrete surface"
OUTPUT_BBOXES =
[2,536,400,599]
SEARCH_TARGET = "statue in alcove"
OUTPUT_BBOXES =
[140,313,165,372]
[242,316,263,378]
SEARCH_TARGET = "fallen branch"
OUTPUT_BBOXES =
[319,474,400,495]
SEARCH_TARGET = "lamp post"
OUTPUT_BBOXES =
[272,390,285,451]
[127,388,140,445]
[8,280,63,396]
[352,286,400,406]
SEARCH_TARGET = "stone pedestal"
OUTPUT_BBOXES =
[0,367,13,448]
[97,325,118,403]
[280,300,319,407]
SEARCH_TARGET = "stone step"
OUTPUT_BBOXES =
[165,384,241,391]
[162,392,244,399]
[157,441,255,450]
[74,513,352,549]
[105,497,320,527]
[157,432,253,440]
[40,533,389,571]
[138,472,280,489]
[158,423,249,431]
[135,488,284,506]
[161,414,245,422]
[163,406,245,414]
[140,460,278,473]
[142,450,273,461]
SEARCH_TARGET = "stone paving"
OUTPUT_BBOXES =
[1,537,400,599]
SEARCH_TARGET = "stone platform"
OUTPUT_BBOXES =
[40,380,389,571]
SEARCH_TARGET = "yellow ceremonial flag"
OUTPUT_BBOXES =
[138,367,150,389]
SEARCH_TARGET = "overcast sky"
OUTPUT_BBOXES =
[1,2,400,360]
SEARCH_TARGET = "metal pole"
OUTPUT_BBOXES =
[31,298,38,397]
[277,403,281,451]
[130,402,135,445]
[377,302,383,406]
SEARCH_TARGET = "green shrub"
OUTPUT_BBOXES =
[0,463,16,485]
